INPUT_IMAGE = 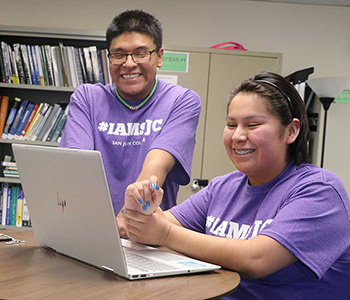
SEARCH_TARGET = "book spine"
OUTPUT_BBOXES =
[5,186,11,225]
[24,103,43,140]
[42,106,62,141]
[0,95,9,137]
[0,45,6,82]
[22,198,31,227]
[2,98,21,139]
[20,44,32,85]
[1,183,8,225]
[19,103,39,140]
[58,43,68,87]
[44,45,54,86]
[8,98,27,139]
[35,45,45,86]
[10,186,18,226]
[16,189,24,227]
[14,102,35,139]
[13,44,26,84]
[46,109,64,142]
[32,105,52,141]
[27,45,38,85]
[40,45,49,85]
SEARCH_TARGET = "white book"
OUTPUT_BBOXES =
[1,183,8,225]
[67,46,78,87]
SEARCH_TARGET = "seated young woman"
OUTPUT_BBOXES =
[121,71,350,300]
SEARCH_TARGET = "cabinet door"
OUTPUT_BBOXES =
[158,51,210,203]
[202,53,281,181]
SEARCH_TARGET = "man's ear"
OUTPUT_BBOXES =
[157,48,164,69]
[287,118,301,144]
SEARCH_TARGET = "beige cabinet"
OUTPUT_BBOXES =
[158,47,282,203]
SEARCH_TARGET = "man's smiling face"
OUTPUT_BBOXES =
[109,31,163,100]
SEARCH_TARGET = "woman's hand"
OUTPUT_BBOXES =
[122,207,172,246]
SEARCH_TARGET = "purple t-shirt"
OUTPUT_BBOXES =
[170,162,350,299]
[59,80,201,214]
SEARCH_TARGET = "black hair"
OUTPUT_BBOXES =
[228,71,309,165]
[106,9,163,50]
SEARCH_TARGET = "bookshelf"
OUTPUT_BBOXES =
[0,25,109,228]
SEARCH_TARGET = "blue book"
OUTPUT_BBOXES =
[27,45,38,85]
[14,102,35,139]
[8,99,28,139]
[31,46,41,86]
[2,97,21,139]
[5,187,11,225]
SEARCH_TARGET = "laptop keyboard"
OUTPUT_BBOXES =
[124,250,179,272]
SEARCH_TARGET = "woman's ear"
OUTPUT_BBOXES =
[287,118,301,144]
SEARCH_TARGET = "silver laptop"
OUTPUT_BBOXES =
[12,144,220,280]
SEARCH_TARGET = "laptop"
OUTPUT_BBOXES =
[12,143,220,280]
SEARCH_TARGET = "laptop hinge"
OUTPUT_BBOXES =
[42,243,56,251]
[101,265,115,273]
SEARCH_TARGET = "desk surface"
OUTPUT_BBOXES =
[0,230,240,300]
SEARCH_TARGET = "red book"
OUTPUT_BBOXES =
[19,103,39,140]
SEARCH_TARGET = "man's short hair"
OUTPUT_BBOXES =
[106,9,163,50]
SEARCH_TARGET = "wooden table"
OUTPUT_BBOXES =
[0,230,240,300]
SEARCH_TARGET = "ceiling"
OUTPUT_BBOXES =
[252,0,350,6]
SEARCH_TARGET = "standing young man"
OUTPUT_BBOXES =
[59,10,201,236]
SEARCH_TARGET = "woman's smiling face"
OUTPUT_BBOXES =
[223,92,295,186]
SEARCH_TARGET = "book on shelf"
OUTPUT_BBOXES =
[42,105,62,142]
[2,97,21,139]
[74,48,84,86]
[0,95,9,137]
[43,45,55,86]
[22,197,31,227]
[23,102,43,140]
[13,44,26,84]
[9,47,20,84]
[0,45,6,83]
[40,45,49,86]
[58,43,69,87]
[26,45,38,85]
[50,104,69,142]
[20,44,32,85]
[30,45,41,86]
[7,98,28,139]
[25,102,50,141]
[83,47,94,83]
[32,104,53,141]
[1,161,17,167]
[46,108,64,142]
[1,42,11,83]
[16,189,24,227]
[50,46,62,87]
[1,183,8,225]
[78,47,87,84]
[10,185,18,226]
[5,186,11,225]
[13,102,35,139]
[18,103,39,140]
[34,45,45,86]
[90,46,100,83]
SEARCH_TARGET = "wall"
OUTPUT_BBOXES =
[0,0,349,79]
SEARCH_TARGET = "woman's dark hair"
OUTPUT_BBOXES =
[228,71,309,165]
[106,9,163,50]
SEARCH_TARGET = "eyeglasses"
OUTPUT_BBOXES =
[108,48,159,65]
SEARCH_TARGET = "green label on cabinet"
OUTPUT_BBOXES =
[160,51,189,72]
